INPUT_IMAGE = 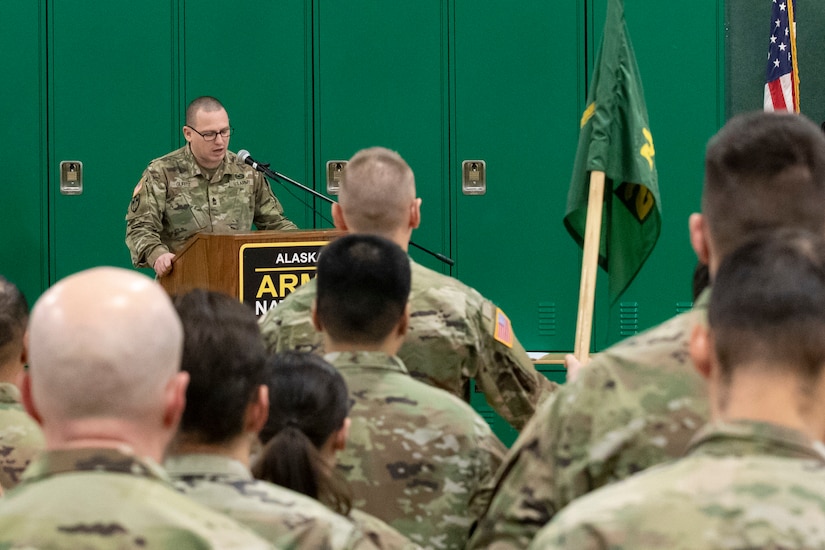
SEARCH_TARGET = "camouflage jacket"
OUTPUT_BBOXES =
[468,290,711,550]
[529,420,825,549]
[0,382,45,489]
[349,508,423,550]
[125,145,297,268]
[328,350,506,550]
[0,447,273,548]
[260,258,555,430]
[165,453,378,550]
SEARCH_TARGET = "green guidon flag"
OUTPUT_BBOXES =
[564,0,661,304]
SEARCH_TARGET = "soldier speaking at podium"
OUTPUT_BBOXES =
[126,96,297,277]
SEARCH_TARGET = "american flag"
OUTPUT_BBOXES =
[764,0,799,112]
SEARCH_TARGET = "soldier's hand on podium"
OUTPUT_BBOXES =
[153,253,176,277]
[564,353,584,383]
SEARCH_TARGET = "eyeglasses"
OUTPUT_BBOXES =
[186,125,233,142]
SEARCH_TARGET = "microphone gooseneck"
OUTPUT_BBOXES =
[238,149,455,267]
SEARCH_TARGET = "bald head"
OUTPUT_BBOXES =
[27,267,183,423]
[338,147,417,238]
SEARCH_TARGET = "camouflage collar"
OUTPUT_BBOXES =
[182,144,240,180]
[325,350,409,375]
[0,382,22,404]
[21,447,170,484]
[694,286,711,310]
[687,419,825,462]
[164,453,251,481]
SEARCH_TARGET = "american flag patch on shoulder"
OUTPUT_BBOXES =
[493,308,514,348]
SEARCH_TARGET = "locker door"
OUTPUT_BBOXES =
[182,0,315,229]
[314,0,450,273]
[1,1,47,302]
[452,0,584,351]
[49,1,177,281]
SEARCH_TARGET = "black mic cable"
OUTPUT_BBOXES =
[237,150,454,267]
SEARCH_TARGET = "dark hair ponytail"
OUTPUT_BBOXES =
[252,351,352,515]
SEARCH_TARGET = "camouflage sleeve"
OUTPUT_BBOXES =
[468,416,507,519]
[472,300,557,430]
[253,172,298,231]
[258,281,323,355]
[125,167,171,268]
[467,363,613,550]
[526,520,605,550]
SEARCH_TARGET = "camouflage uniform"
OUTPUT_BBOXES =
[328,350,506,550]
[0,447,273,548]
[468,290,711,550]
[260,259,555,430]
[165,453,378,550]
[125,145,297,268]
[528,420,825,549]
[0,382,45,489]
[349,508,423,550]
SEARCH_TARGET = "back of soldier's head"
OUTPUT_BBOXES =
[338,147,416,236]
[316,234,411,345]
[703,111,825,259]
[27,267,182,423]
[0,276,28,372]
[173,289,267,445]
[710,228,825,386]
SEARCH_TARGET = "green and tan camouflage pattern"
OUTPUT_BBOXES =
[328,350,506,550]
[349,508,422,550]
[468,290,711,550]
[125,145,297,268]
[528,420,825,549]
[260,259,555,430]
[0,447,273,548]
[0,382,45,490]
[165,454,378,550]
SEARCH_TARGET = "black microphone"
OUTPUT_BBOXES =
[236,149,455,267]
[237,149,266,172]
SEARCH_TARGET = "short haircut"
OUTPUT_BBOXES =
[710,228,825,387]
[0,276,28,368]
[703,111,825,259]
[173,289,267,445]
[316,234,411,345]
[253,351,352,514]
[27,267,182,422]
[338,147,416,237]
[185,96,225,127]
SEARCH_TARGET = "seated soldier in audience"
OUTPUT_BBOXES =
[311,233,506,550]
[469,111,825,549]
[254,350,420,549]
[165,289,379,550]
[0,267,271,548]
[530,228,825,548]
[0,276,44,490]
[260,146,553,431]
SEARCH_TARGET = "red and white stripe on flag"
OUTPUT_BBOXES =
[764,0,799,113]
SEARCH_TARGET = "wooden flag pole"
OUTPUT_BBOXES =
[573,170,606,365]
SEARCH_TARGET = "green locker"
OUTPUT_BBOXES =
[48,1,177,281]
[313,0,451,274]
[1,2,47,304]
[182,0,315,229]
[452,0,584,352]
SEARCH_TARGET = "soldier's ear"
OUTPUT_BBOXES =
[182,125,194,144]
[689,323,713,380]
[332,203,348,231]
[333,417,350,452]
[396,302,411,338]
[20,373,43,426]
[689,213,710,266]
[245,385,270,435]
[409,198,422,230]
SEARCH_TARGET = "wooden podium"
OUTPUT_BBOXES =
[158,230,343,302]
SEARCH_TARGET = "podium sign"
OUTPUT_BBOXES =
[240,240,330,316]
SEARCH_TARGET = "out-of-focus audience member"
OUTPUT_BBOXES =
[530,228,825,548]
[166,289,379,550]
[0,276,44,490]
[468,111,825,549]
[0,267,272,548]
[312,233,506,549]
[253,350,420,549]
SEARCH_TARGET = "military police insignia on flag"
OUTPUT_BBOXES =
[493,308,514,348]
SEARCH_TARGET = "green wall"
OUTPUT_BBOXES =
[3,0,731,355]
